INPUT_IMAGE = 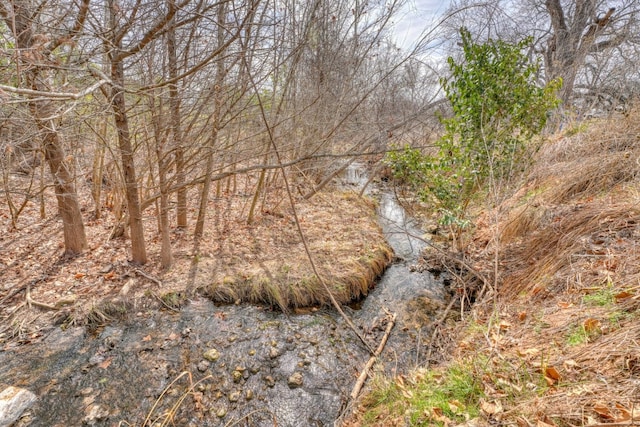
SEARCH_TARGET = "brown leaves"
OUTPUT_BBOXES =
[543,365,561,386]
[592,402,639,423]
[480,399,503,416]
[614,290,634,301]
[430,407,453,426]
[583,318,601,334]
[97,356,112,369]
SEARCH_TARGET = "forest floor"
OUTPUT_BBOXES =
[0,171,391,348]
[350,109,640,426]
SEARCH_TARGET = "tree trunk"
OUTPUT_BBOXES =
[167,15,187,229]
[4,2,88,255]
[91,121,107,220]
[110,59,148,264]
[194,2,226,238]
[39,120,88,254]
[544,0,616,104]
[158,158,173,268]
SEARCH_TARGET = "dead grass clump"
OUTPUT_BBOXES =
[199,243,393,311]
[195,191,393,311]
[502,203,640,297]
[531,107,640,205]
[85,299,131,332]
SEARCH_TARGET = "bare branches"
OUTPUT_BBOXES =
[0,78,109,101]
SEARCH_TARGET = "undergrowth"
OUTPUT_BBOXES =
[354,108,640,426]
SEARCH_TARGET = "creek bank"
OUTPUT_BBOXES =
[0,167,446,427]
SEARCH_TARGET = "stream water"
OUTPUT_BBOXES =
[0,165,444,427]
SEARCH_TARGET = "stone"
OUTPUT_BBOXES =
[203,348,220,362]
[83,403,109,425]
[264,375,275,387]
[287,372,303,389]
[197,360,210,372]
[0,386,37,427]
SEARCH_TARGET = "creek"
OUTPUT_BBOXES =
[0,165,445,427]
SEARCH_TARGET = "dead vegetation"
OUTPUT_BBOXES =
[0,171,392,345]
[353,108,640,426]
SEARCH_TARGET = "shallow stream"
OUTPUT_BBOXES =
[0,166,444,426]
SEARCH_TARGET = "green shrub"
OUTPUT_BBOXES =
[386,28,561,225]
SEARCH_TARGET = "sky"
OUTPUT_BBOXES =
[392,0,453,51]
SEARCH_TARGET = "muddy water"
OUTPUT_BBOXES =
[0,166,444,426]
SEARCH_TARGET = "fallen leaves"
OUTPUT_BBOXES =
[614,290,634,301]
[592,402,640,423]
[480,399,503,416]
[97,356,113,370]
[583,318,602,334]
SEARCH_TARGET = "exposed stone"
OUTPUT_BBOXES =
[83,403,109,425]
[197,360,210,372]
[0,386,37,427]
[287,372,304,389]
[269,347,280,359]
[203,348,220,362]
[264,375,275,387]
[228,391,240,402]
[245,389,254,401]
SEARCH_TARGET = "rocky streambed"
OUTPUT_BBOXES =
[0,169,446,427]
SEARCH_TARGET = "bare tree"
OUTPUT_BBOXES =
[443,0,640,107]
[0,0,90,255]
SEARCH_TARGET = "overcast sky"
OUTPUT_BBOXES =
[392,0,452,50]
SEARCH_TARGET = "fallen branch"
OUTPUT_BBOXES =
[134,268,162,286]
[350,309,397,401]
[25,284,59,311]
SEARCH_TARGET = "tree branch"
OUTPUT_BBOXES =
[0,78,110,100]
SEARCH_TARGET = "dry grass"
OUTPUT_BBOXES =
[193,191,393,310]
[353,108,640,426]
[0,169,392,342]
[470,107,640,298]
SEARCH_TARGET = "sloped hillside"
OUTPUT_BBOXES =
[353,108,640,426]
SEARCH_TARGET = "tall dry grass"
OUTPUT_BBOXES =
[470,107,640,298]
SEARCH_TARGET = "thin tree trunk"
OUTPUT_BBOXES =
[194,141,214,238]
[110,58,148,264]
[167,14,187,228]
[194,2,226,238]
[91,122,106,219]
[158,156,173,268]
